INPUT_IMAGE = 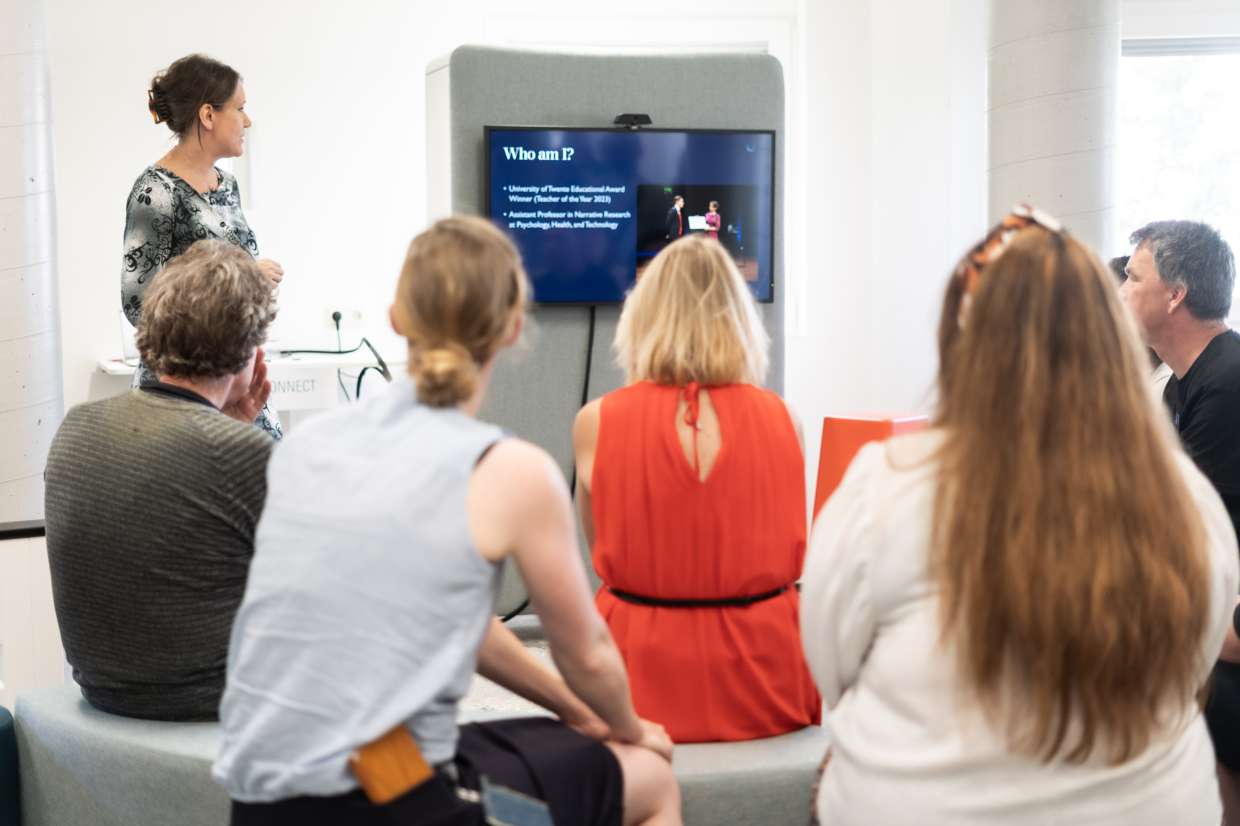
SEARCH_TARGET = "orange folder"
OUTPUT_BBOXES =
[813,415,928,518]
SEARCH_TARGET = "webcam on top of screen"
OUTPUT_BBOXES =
[614,113,652,130]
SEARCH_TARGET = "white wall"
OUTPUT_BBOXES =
[0,535,64,709]
[1,0,62,526]
[788,0,988,500]
[46,0,433,409]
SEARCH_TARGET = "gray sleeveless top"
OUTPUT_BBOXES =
[213,378,503,802]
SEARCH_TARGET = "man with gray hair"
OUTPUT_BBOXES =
[44,240,276,721]
[1121,219,1240,804]
[1122,220,1239,535]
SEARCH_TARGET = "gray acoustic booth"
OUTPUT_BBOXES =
[425,46,788,615]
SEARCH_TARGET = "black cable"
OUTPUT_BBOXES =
[581,305,597,404]
[280,338,390,375]
[569,304,597,493]
[279,342,366,356]
[502,305,596,624]
[281,333,391,403]
[360,337,392,381]
[335,312,349,402]
[354,365,385,399]
[500,599,529,623]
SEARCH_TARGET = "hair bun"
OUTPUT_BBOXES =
[415,342,478,406]
[146,55,239,136]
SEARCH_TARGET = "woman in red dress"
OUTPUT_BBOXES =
[573,235,820,743]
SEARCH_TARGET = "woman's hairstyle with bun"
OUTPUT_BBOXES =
[393,216,529,408]
[148,54,240,140]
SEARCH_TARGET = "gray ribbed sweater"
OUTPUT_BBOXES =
[43,388,273,720]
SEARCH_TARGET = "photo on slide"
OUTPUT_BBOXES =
[635,184,761,283]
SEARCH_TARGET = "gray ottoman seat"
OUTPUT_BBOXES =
[672,725,827,825]
[15,686,227,826]
[16,684,828,826]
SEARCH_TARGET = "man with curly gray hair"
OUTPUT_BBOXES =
[44,240,277,721]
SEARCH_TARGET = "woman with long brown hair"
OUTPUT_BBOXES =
[800,206,1239,825]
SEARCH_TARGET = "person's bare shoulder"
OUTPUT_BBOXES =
[573,398,603,445]
[470,437,569,561]
[475,438,566,516]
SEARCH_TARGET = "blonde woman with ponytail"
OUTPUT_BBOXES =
[215,217,681,826]
[799,206,1239,825]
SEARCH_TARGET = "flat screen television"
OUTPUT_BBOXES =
[485,126,776,304]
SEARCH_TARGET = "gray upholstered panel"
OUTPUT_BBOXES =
[445,46,786,612]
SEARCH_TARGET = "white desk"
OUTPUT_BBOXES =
[96,352,396,422]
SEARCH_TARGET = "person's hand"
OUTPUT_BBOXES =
[560,704,611,742]
[632,718,673,763]
[257,258,284,287]
[222,348,272,424]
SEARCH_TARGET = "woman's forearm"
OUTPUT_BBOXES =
[477,618,643,742]
[476,618,591,718]
[551,626,644,742]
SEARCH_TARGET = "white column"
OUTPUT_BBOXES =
[0,0,63,525]
[790,0,988,509]
[988,0,1119,253]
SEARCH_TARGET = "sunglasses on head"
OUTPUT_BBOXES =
[953,204,1066,297]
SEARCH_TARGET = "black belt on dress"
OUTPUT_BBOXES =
[607,584,792,608]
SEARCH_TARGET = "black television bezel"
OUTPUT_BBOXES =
[483,124,777,306]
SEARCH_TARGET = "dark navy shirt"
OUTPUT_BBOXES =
[1164,329,1240,546]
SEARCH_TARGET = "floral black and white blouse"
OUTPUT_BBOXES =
[121,165,281,439]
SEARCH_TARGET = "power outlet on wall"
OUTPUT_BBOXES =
[326,307,365,332]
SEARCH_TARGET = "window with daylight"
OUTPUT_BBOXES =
[1119,40,1240,318]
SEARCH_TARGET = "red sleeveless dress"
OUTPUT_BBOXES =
[591,381,821,742]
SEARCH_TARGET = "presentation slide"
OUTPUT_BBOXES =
[486,128,775,304]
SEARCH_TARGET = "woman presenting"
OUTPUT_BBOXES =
[122,53,283,437]
[704,200,720,241]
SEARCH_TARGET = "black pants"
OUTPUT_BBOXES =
[231,717,623,826]
[1209,662,1240,770]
